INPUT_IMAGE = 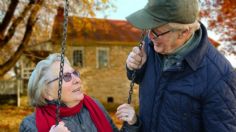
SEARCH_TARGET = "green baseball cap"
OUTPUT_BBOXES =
[126,0,199,29]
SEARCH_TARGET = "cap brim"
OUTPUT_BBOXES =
[126,9,166,29]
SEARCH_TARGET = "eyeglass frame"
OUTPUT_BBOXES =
[47,71,80,84]
[148,29,173,41]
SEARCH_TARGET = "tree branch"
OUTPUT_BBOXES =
[0,1,34,48]
[0,0,44,77]
[0,0,19,40]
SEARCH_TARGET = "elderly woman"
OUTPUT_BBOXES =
[20,53,140,132]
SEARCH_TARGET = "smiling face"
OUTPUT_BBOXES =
[45,61,84,107]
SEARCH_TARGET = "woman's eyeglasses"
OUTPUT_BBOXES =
[47,71,80,84]
[148,29,172,41]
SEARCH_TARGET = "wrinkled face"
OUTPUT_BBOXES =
[148,25,182,55]
[46,61,84,107]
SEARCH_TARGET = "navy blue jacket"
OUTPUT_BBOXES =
[127,24,236,132]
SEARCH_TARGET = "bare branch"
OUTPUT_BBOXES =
[0,2,35,48]
[0,0,19,40]
[0,0,44,77]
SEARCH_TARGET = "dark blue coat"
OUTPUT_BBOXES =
[127,24,236,132]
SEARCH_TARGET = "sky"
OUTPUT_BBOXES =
[96,0,147,20]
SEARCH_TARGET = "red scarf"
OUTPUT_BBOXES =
[36,95,113,132]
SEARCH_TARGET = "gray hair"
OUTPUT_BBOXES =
[28,53,70,107]
[167,20,200,34]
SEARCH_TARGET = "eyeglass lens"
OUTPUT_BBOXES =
[63,71,80,82]
[149,29,171,40]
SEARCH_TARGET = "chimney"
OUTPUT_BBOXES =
[55,6,64,21]
[51,6,65,41]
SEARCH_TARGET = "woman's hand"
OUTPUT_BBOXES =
[116,103,137,125]
[49,121,70,132]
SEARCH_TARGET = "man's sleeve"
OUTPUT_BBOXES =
[126,64,146,84]
[202,71,236,132]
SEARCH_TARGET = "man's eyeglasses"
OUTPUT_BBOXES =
[148,29,172,40]
[47,71,80,84]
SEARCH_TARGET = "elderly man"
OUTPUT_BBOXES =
[125,0,236,131]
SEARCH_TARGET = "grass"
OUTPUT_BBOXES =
[0,96,33,132]
[0,95,123,131]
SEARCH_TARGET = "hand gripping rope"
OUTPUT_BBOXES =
[127,30,146,104]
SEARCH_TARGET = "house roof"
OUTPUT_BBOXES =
[51,8,142,45]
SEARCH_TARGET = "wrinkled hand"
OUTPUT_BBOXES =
[49,121,70,132]
[116,103,137,125]
[126,42,147,70]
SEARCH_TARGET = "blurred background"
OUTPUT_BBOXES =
[0,0,235,131]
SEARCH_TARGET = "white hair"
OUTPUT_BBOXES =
[167,20,200,34]
[27,53,70,107]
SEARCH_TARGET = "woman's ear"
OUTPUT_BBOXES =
[43,88,54,101]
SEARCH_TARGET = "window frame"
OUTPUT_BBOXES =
[96,47,109,68]
[72,47,84,67]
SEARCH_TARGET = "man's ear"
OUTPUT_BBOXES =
[178,29,190,39]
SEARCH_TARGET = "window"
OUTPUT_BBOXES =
[97,48,109,68]
[72,48,83,67]
[107,97,114,103]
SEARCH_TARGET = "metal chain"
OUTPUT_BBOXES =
[56,0,69,125]
[127,71,136,104]
[127,30,146,104]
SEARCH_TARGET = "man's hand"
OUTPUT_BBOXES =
[116,103,137,125]
[126,42,147,70]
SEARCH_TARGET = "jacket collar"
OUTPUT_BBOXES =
[185,22,210,71]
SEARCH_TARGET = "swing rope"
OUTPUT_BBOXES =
[56,0,69,125]
[127,30,146,104]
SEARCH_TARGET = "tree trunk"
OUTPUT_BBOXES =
[0,0,19,40]
[0,0,44,77]
[0,1,34,48]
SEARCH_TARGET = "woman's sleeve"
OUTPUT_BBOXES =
[19,113,37,132]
